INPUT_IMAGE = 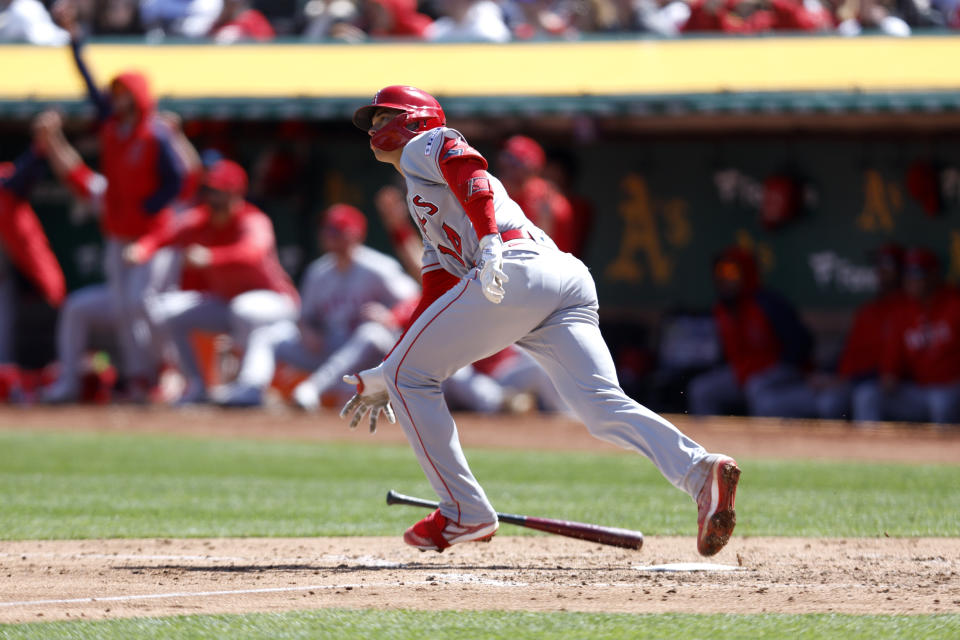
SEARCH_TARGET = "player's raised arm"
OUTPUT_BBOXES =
[32,110,107,206]
[51,1,111,122]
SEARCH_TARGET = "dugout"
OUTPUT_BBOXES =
[1,36,959,409]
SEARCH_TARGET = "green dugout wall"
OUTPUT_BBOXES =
[14,127,960,314]
[3,36,960,316]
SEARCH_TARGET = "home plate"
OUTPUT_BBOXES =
[633,562,741,572]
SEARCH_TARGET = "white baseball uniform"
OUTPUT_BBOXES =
[380,127,715,525]
[233,245,419,399]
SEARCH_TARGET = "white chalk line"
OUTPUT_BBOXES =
[0,583,369,608]
[0,552,400,567]
[0,571,537,609]
[0,552,247,562]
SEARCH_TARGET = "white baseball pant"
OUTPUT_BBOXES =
[381,242,713,525]
[149,289,298,394]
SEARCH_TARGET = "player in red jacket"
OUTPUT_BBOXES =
[812,244,906,418]
[33,108,202,403]
[0,147,67,365]
[126,160,298,404]
[688,246,815,417]
[853,248,960,423]
[52,4,186,397]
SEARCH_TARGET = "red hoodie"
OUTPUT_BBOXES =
[135,201,299,304]
[712,247,812,384]
[0,163,66,307]
[837,291,907,379]
[98,72,178,240]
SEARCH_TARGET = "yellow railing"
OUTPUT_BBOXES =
[2,36,959,100]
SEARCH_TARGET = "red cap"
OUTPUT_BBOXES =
[324,204,367,241]
[904,247,940,274]
[204,160,248,195]
[502,135,546,172]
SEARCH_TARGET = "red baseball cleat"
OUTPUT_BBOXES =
[403,509,498,552]
[696,455,740,556]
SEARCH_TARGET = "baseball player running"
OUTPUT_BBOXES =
[340,86,741,555]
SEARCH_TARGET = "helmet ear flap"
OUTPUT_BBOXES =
[370,111,418,151]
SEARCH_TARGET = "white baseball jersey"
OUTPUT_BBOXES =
[378,126,719,530]
[299,245,418,347]
[400,127,553,278]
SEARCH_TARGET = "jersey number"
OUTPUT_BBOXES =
[412,196,465,267]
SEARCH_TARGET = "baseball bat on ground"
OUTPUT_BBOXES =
[385,490,643,550]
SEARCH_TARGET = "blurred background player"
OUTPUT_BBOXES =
[687,246,814,417]
[0,136,67,366]
[125,159,299,404]
[34,109,201,403]
[497,135,575,255]
[49,2,187,398]
[215,203,419,408]
[852,248,960,424]
[810,244,906,419]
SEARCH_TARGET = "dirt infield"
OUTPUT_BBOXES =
[0,407,958,624]
[1,536,958,623]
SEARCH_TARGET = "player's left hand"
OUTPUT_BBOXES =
[340,364,396,433]
[478,233,509,304]
[185,244,213,268]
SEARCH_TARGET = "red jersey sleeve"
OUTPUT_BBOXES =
[65,163,107,201]
[437,137,498,241]
[135,209,203,259]
[206,213,274,267]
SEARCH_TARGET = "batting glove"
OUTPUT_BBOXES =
[340,363,396,434]
[478,233,509,304]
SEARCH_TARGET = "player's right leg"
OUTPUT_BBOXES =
[379,263,557,543]
[294,321,395,411]
[39,285,116,403]
[150,291,232,404]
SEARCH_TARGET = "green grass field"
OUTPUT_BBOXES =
[1,429,958,540]
[2,610,959,640]
[1,428,958,639]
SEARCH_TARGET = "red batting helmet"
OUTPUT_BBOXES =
[353,85,445,151]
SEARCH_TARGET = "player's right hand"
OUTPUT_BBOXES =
[123,244,146,265]
[339,364,396,434]
[478,233,509,304]
[51,0,80,37]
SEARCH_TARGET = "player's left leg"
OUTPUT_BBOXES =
[0,269,15,364]
[381,265,556,529]
[220,290,299,406]
[746,365,819,419]
[514,250,738,555]
[925,383,960,424]
[150,290,232,403]
[517,306,713,498]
